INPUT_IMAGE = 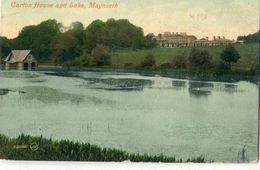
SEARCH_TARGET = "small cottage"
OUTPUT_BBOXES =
[4,50,38,69]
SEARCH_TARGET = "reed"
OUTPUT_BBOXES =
[0,134,205,162]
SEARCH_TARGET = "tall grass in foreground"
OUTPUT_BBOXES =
[0,134,205,162]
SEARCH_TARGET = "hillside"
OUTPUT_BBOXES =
[111,43,259,72]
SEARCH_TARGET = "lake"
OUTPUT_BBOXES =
[0,70,258,162]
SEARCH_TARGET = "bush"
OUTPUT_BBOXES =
[188,48,213,73]
[171,55,187,69]
[221,45,240,64]
[213,61,231,76]
[141,54,156,68]
[89,44,111,66]
[124,62,133,67]
[79,53,91,66]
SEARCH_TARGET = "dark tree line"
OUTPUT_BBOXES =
[237,30,260,43]
[0,19,157,65]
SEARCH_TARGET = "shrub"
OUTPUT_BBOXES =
[188,48,213,72]
[221,45,240,64]
[171,55,187,69]
[124,62,133,67]
[141,54,156,68]
[79,53,91,66]
[90,44,111,66]
[213,61,231,76]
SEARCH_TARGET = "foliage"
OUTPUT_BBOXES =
[51,31,82,65]
[85,20,107,53]
[171,55,187,69]
[237,30,260,43]
[141,54,156,68]
[188,48,212,71]
[142,34,157,49]
[0,134,205,162]
[0,36,11,59]
[84,19,155,52]
[186,48,214,79]
[221,45,240,64]
[110,44,259,74]
[1,19,258,78]
[213,61,231,76]
[11,20,62,60]
[89,44,111,66]
[79,53,91,67]
[1,18,155,65]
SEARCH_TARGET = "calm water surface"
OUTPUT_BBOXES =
[0,70,258,162]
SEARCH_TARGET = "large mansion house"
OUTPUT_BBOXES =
[154,32,234,48]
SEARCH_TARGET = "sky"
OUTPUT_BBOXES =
[0,0,259,39]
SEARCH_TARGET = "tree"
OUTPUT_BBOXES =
[221,45,240,64]
[70,22,84,30]
[12,19,61,60]
[51,31,81,65]
[2,18,156,66]
[84,18,149,52]
[187,48,213,77]
[142,34,157,48]
[69,21,85,46]
[51,22,86,66]
[0,36,11,59]
[85,20,108,52]
[141,54,156,68]
[237,30,260,43]
[89,44,111,66]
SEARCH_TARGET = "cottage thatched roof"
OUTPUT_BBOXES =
[5,50,31,63]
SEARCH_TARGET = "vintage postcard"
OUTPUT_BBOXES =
[0,0,259,164]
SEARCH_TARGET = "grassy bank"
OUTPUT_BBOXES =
[111,43,259,72]
[37,43,259,82]
[0,134,205,162]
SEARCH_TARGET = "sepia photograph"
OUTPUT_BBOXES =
[0,0,259,167]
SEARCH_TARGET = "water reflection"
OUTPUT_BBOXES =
[0,89,26,96]
[224,84,238,93]
[188,81,213,98]
[26,78,47,83]
[210,83,240,94]
[10,86,116,105]
[0,89,9,95]
[81,78,153,91]
[18,86,84,104]
[45,72,80,78]
[0,71,41,78]
[172,80,186,90]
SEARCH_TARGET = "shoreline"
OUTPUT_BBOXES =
[0,134,206,162]
[37,65,258,83]
[0,64,258,83]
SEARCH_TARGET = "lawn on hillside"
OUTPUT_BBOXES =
[111,43,259,71]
